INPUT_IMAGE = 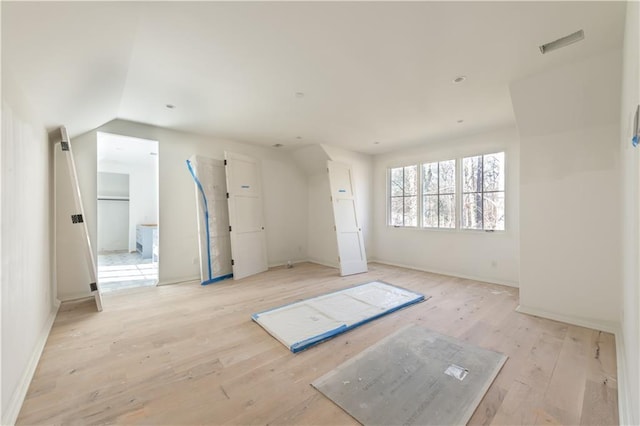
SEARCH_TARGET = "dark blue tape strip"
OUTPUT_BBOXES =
[186,159,213,281]
[251,280,424,319]
[287,295,425,353]
[290,324,349,353]
[201,273,233,286]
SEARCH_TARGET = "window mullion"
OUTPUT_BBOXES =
[388,168,391,226]
[436,162,439,228]
[480,155,484,230]
[455,158,459,229]
[419,163,424,228]
[417,164,421,228]
[402,167,406,226]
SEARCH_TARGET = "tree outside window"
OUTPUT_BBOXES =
[389,151,505,230]
[462,152,505,230]
[422,160,455,228]
[389,165,418,227]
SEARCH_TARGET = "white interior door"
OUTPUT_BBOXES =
[187,155,233,284]
[327,160,368,276]
[57,127,103,310]
[224,151,268,280]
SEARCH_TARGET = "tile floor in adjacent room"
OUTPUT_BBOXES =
[97,251,157,292]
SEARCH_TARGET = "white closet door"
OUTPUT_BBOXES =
[224,151,268,280]
[57,128,103,311]
[327,160,367,276]
[187,155,233,285]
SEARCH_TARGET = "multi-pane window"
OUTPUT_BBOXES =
[389,165,418,226]
[462,152,505,230]
[389,151,505,230]
[422,160,455,228]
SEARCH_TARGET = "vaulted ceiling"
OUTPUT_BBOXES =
[2,1,626,154]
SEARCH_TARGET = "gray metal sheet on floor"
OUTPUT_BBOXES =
[312,325,507,426]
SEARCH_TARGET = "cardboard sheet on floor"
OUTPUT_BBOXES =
[252,281,426,353]
[312,325,507,426]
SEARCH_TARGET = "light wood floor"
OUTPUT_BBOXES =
[18,262,618,425]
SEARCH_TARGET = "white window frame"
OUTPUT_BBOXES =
[388,165,419,228]
[421,159,456,229]
[460,151,506,232]
[387,150,507,232]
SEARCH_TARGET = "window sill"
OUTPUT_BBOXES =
[387,225,510,235]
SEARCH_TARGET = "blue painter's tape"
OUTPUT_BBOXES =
[251,280,422,319]
[338,189,346,193]
[186,159,213,281]
[251,280,427,353]
[241,185,250,189]
[340,295,425,332]
[290,324,349,353]
[633,135,639,147]
[201,273,233,286]
[288,295,425,353]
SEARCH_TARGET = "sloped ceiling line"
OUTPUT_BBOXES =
[2,2,626,154]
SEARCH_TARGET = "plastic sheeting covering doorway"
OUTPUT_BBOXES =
[187,155,233,285]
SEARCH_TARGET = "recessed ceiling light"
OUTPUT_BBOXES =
[453,76,466,84]
[273,143,284,148]
[457,119,464,124]
[295,92,305,98]
[539,30,584,54]
[165,104,175,109]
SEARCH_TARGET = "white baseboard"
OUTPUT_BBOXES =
[306,258,339,269]
[58,291,93,302]
[515,304,618,334]
[2,300,60,426]
[613,327,635,426]
[268,259,308,268]
[368,258,519,288]
[157,276,200,286]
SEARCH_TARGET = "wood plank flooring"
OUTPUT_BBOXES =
[17,262,618,425]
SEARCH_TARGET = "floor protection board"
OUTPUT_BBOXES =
[252,281,426,353]
[312,325,507,426]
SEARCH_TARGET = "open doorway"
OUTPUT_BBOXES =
[97,132,159,292]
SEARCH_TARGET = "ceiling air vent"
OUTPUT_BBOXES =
[539,30,584,54]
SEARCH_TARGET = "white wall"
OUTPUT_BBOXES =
[1,71,58,425]
[97,171,128,197]
[72,119,308,286]
[619,1,640,424]
[372,127,520,286]
[511,49,622,326]
[307,172,339,267]
[290,144,338,268]
[97,172,129,252]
